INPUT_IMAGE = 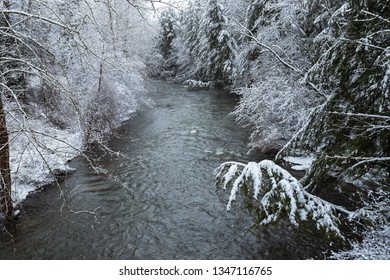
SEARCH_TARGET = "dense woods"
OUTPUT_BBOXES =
[154,0,389,258]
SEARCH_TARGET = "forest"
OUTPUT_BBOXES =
[151,0,389,259]
[1,0,389,259]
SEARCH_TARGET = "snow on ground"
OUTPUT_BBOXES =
[6,110,83,206]
[283,156,314,171]
[331,224,390,259]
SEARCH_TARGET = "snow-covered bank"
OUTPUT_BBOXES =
[0,0,158,214]
[4,96,144,208]
[7,111,83,206]
[331,225,390,259]
[283,156,314,171]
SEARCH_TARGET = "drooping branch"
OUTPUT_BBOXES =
[325,155,390,171]
[215,160,366,239]
[328,111,390,120]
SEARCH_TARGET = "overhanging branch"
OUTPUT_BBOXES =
[1,9,74,31]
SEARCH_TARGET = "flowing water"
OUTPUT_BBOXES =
[0,81,327,260]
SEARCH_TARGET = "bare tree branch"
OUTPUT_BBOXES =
[234,19,328,99]
[1,9,75,31]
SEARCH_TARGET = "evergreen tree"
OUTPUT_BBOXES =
[217,0,390,248]
[300,0,348,63]
[180,0,202,59]
[169,0,203,81]
[246,0,270,35]
[278,0,390,210]
[238,0,286,86]
[201,0,236,89]
[158,8,177,60]
[152,7,179,78]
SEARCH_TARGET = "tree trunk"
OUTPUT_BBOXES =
[0,0,14,218]
[0,96,13,217]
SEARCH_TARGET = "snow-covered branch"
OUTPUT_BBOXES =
[340,38,386,51]
[325,155,390,172]
[360,10,390,24]
[235,19,303,75]
[234,18,328,100]
[1,9,73,30]
[328,112,390,120]
[0,0,155,218]
[215,160,366,239]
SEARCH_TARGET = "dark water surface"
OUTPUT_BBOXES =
[0,81,325,259]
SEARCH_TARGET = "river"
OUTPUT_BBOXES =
[0,81,327,259]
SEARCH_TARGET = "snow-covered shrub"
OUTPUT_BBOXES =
[81,57,148,143]
[233,78,314,153]
[5,103,83,204]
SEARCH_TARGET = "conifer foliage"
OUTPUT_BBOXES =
[201,0,236,89]
[156,0,236,90]
[155,0,390,255]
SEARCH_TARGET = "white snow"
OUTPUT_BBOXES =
[331,224,390,259]
[183,79,212,89]
[1,0,152,210]
[216,160,351,237]
[6,109,83,205]
[284,156,314,171]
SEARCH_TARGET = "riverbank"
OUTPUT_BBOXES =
[2,80,388,259]
[7,112,83,208]
[1,81,268,259]
[4,100,138,214]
